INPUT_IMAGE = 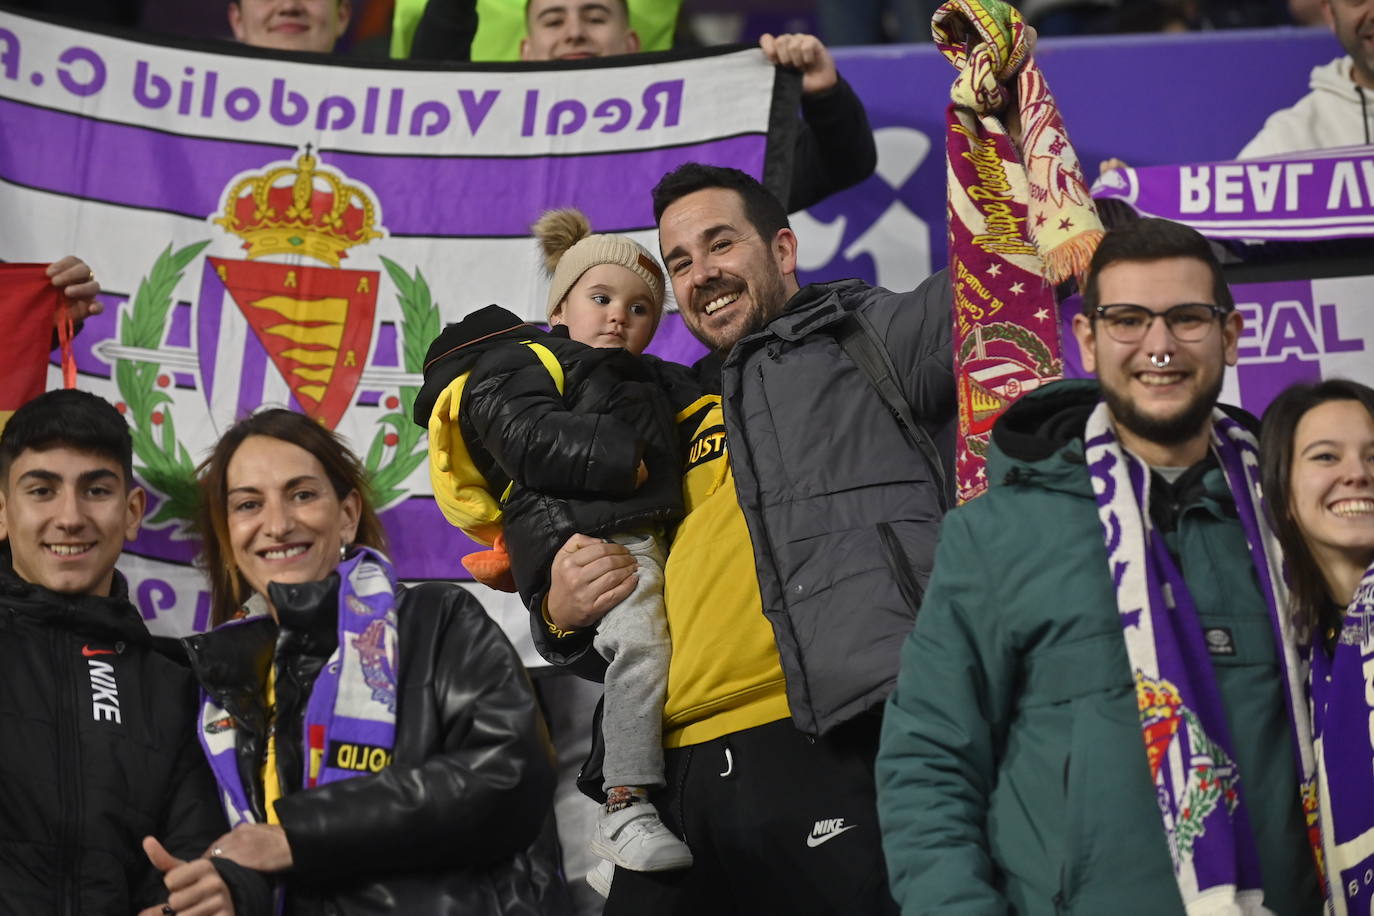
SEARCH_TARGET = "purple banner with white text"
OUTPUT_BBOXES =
[1092,146,1374,240]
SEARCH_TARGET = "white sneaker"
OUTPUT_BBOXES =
[586,857,614,898]
[590,803,694,872]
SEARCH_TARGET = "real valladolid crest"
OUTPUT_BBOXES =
[108,146,434,535]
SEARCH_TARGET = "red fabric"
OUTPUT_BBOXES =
[0,264,62,412]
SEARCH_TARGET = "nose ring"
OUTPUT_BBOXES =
[1149,353,1171,369]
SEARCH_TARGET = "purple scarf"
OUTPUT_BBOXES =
[198,547,401,826]
[1085,402,1316,913]
[1308,560,1374,916]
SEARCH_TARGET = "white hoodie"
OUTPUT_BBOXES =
[1239,56,1373,158]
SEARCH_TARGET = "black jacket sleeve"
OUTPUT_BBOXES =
[408,0,478,62]
[787,76,878,212]
[465,349,645,498]
[886,269,955,427]
[273,586,556,878]
[131,673,231,909]
[872,269,957,496]
[210,857,276,916]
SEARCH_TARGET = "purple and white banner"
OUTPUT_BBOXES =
[1093,146,1374,240]
[3,10,1372,650]
[0,9,790,643]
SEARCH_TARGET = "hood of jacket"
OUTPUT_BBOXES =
[412,305,550,427]
[988,378,1262,498]
[1310,55,1364,99]
[987,378,1100,499]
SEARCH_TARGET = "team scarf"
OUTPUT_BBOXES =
[198,547,402,827]
[1309,559,1374,915]
[934,0,1102,502]
[1084,401,1321,914]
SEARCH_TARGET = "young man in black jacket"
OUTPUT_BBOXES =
[0,388,228,915]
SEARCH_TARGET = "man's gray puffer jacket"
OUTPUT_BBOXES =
[722,272,954,736]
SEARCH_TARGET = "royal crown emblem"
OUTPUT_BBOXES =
[214,145,382,267]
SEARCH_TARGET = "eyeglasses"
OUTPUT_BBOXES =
[1092,303,1227,344]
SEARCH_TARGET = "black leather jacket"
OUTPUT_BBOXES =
[183,575,558,915]
[0,559,225,914]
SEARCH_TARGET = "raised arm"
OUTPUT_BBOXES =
[760,33,878,212]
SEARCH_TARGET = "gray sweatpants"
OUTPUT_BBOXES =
[593,533,670,792]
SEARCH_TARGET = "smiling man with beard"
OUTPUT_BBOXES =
[536,163,954,914]
[875,218,1321,914]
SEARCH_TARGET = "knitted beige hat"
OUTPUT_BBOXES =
[533,209,666,326]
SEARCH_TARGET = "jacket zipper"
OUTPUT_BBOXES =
[55,623,80,916]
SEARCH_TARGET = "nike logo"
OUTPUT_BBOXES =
[81,645,115,657]
[806,817,858,848]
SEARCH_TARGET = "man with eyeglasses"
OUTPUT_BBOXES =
[876,218,1321,914]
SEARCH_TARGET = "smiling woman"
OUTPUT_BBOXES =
[1260,379,1374,636]
[1259,378,1374,916]
[174,408,557,915]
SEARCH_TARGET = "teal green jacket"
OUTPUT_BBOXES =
[876,380,1319,916]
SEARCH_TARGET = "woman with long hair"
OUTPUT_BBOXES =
[1260,378,1374,912]
[161,408,555,915]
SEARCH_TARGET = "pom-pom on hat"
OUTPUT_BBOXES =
[532,208,666,326]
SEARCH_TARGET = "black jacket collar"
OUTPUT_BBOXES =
[0,546,152,646]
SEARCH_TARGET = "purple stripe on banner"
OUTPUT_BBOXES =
[0,98,765,236]
[0,98,287,218]
[196,261,223,402]
[237,339,269,419]
[324,139,766,235]
[383,495,475,579]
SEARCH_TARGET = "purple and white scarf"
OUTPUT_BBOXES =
[1085,401,1318,914]
[198,547,402,826]
[1309,560,1374,916]
[1092,146,1374,242]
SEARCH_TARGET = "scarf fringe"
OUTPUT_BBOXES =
[1042,229,1103,285]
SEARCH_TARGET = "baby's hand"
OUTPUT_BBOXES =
[635,460,648,488]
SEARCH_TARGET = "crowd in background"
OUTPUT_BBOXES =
[4,0,1330,58]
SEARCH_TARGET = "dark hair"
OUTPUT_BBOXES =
[651,163,790,241]
[1081,218,1234,316]
[196,409,387,627]
[1260,378,1374,637]
[0,389,133,488]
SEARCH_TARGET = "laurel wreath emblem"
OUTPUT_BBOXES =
[116,240,209,529]
[115,244,438,528]
[367,257,439,507]
[957,320,1063,378]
